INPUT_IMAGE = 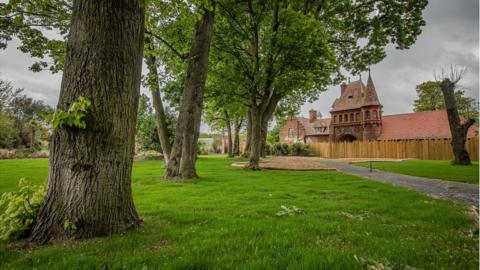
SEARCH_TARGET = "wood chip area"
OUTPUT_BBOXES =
[231,156,336,171]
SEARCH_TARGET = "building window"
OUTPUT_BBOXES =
[365,111,370,120]
[334,115,337,123]
[356,112,360,121]
[339,115,343,122]
[374,110,378,119]
[345,114,349,122]
[288,128,294,138]
[350,113,354,121]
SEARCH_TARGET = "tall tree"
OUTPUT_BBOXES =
[144,36,173,161]
[30,0,144,243]
[165,4,215,179]
[437,68,475,165]
[414,80,478,122]
[213,0,428,169]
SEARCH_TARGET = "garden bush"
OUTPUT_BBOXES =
[271,143,290,156]
[289,143,312,156]
[0,178,45,240]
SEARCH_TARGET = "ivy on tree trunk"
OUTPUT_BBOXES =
[30,0,144,244]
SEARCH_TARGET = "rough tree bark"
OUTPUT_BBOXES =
[145,36,172,163]
[224,110,233,157]
[165,7,215,179]
[30,0,144,244]
[440,79,475,165]
[233,118,243,156]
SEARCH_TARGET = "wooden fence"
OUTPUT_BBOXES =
[308,137,479,161]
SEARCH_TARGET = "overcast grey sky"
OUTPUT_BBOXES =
[301,0,479,118]
[0,0,478,121]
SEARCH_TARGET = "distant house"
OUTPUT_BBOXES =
[280,74,478,143]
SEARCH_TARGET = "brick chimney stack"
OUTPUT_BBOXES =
[309,109,317,123]
[341,82,347,96]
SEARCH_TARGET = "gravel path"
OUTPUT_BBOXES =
[320,159,479,210]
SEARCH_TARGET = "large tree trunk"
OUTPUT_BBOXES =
[144,36,172,163]
[248,107,262,170]
[440,79,475,165]
[30,0,144,244]
[225,110,233,157]
[233,118,243,156]
[165,7,215,180]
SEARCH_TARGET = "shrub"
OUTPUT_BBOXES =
[271,143,289,156]
[0,178,45,240]
[264,143,272,156]
[290,143,312,156]
[197,140,209,155]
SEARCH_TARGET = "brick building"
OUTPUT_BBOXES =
[280,74,478,143]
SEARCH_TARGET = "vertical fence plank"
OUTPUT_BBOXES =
[307,137,479,160]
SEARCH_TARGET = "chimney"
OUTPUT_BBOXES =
[309,109,317,123]
[341,82,347,95]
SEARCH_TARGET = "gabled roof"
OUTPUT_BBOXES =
[291,117,331,136]
[331,80,366,112]
[378,110,478,140]
[331,75,382,112]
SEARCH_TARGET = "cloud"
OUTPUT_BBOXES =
[0,0,477,122]
[301,0,479,118]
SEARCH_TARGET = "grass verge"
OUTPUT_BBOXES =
[0,157,478,269]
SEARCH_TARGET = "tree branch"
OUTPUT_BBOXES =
[146,30,187,61]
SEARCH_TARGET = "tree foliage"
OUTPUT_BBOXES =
[0,78,52,149]
[414,80,478,122]
[136,93,176,152]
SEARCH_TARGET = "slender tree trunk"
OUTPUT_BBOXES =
[144,36,172,163]
[260,117,268,157]
[30,0,144,244]
[440,79,475,165]
[165,7,215,179]
[233,118,243,156]
[225,110,233,157]
[243,109,252,157]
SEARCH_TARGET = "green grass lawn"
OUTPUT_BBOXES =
[0,157,478,269]
[355,160,479,184]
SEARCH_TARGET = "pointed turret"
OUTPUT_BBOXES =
[363,72,381,106]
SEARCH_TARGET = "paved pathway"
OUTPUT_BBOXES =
[320,159,479,210]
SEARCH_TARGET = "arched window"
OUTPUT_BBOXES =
[288,128,294,138]
[345,114,348,122]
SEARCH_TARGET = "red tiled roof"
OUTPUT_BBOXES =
[378,110,478,140]
[331,80,366,112]
[293,117,331,136]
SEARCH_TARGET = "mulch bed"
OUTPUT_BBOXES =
[231,156,336,171]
